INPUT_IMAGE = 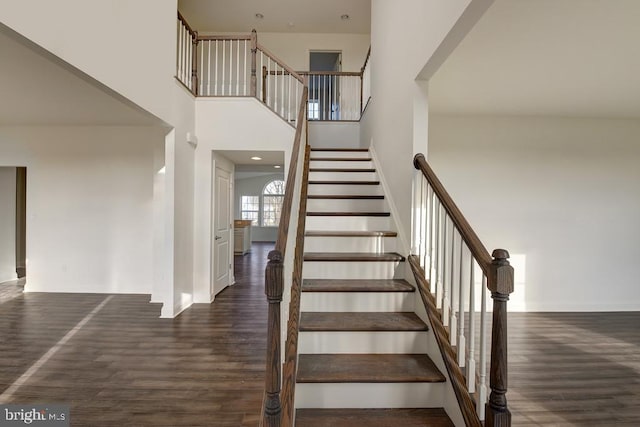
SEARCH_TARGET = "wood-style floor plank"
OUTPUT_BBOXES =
[300,312,428,332]
[0,243,273,427]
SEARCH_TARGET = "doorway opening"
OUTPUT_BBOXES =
[0,167,26,301]
[309,51,342,120]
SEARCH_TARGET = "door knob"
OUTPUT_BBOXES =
[215,236,222,240]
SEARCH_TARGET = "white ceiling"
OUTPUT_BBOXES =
[429,0,640,118]
[0,24,162,126]
[178,0,370,34]
[218,150,285,166]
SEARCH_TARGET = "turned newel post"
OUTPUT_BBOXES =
[263,249,283,427]
[250,29,258,98]
[486,249,514,427]
[191,32,199,96]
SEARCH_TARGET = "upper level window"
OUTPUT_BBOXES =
[308,100,319,120]
[262,180,285,227]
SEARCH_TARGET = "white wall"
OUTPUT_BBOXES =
[234,173,285,242]
[362,0,492,254]
[0,126,165,294]
[0,167,17,283]
[429,114,640,311]
[161,82,197,317]
[0,0,177,124]
[309,122,360,149]
[193,97,295,303]
[249,32,370,72]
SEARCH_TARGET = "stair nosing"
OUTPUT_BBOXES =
[299,312,428,332]
[307,195,385,200]
[305,230,397,237]
[301,279,415,293]
[306,211,390,217]
[303,252,405,262]
[309,168,376,173]
[308,180,380,185]
[310,148,369,152]
[310,157,372,162]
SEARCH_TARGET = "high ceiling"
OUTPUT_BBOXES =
[429,0,640,118]
[178,0,370,34]
[0,24,162,126]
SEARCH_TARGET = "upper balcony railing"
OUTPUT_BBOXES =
[176,14,370,124]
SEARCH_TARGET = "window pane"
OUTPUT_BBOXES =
[240,195,259,225]
[264,180,285,195]
[263,195,283,227]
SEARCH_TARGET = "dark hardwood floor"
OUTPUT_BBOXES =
[0,243,272,427]
[1,255,639,426]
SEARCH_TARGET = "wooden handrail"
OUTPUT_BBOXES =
[413,153,492,273]
[298,71,362,77]
[197,34,253,41]
[280,144,310,426]
[257,43,304,84]
[361,46,371,74]
[177,11,197,40]
[262,86,308,427]
[274,86,309,254]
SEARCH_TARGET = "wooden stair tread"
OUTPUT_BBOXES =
[308,195,384,200]
[309,180,380,185]
[310,148,369,152]
[297,354,446,383]
[309,168,376,172]
[305,230,397,237]
[302,279,414,292]
[300,312,428,331]
[295,408,454,427]
[310,157,372,162]
[307,211,390,217]
[304,252,404,262]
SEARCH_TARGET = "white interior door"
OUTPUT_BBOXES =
[213,166,232,295]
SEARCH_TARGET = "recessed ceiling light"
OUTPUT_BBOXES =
[251,156,262,161]
[255,13,264,19]
[274,165,281,169]
[341,14,350,20]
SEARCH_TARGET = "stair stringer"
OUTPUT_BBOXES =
[400,261,467,426]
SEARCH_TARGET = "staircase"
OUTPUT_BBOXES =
[293,148,455,426]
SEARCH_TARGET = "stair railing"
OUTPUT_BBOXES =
[411,153,513,427]
[298,71,362,121]
[361,46,372,113]
[176,12,198,94]
[262,85,309,427]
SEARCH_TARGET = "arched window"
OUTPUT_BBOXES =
[262,180,285,227]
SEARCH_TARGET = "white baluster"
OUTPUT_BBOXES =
[477,274,489,420]
[243,40,248,95]
[222,40,226,96]
[434,201,442,307]
[467,257,477,393]
[288,77,291,122]
[274,63,278,112]
[457,238,466,367]
[207,41,211,96]
[442,217,449,326]
[236,40,240,96]
[449,227,457,345]
[214,41,219,96]
[267,58,271,106]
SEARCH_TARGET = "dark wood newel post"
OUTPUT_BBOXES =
[263,249,283,427]
[486,248,514,427]
[250,29,258,98]
[191,32,199,96]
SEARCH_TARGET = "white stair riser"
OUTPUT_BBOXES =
[307,198,386,212]
[295,382,445,408]
[303,261,401,280]
[309,171,378,181]
[306,216,389,230]
[310,151,370,159]
[300,292,413,312]
[304,236,397,253]
[299,331,429,354]
[310,160,374,169]
[307,184,382,196]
